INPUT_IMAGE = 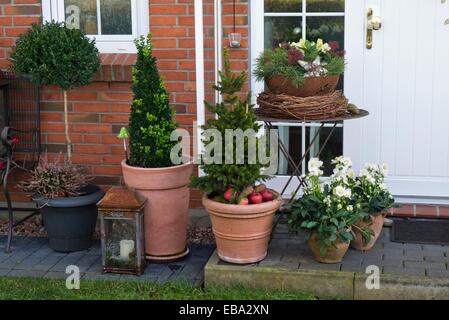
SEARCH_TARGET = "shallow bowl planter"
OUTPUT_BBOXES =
[351,212,386,251]
[34,184,105,253]
[202,191,282,264]
[121,159,193,262]
[266,75,340,97]
[307,232,350,264]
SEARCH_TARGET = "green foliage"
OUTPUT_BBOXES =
[254,38,345,88]
[286,158,362,256]
[11,21,100,90]
[254,48,305,87]
[128,35,177,168]
[190,50,268,198]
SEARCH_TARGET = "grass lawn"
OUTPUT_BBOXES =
[0,277,315,300]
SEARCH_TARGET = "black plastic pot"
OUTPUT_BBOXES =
[34,185,105,253]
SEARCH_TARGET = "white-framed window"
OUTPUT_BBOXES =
[250,0,345,177]
[42,0,149,53]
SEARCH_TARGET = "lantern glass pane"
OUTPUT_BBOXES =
[104,216,136,270]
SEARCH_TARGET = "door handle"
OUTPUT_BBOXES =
[366,7,382,49]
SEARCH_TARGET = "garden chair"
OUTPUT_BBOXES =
[0,71,41,253]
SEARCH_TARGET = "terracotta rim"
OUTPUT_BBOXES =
[202,191,283,215]
[121,158,193,173]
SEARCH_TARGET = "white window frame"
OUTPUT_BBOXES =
[42,0,149,53]
[250,0,345,195]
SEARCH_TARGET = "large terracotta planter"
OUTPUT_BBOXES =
[266,75,340,97]
[121,160,193,262]
[351,213,386,251]
[202,192,282,264]
[307,232,350,264]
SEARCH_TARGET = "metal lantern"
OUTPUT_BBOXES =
[97,187,146,275]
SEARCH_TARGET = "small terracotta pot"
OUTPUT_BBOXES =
[351,213,386,251]
[307,232,350,264]
[266,75,340,97]
[121,160,193,262]
[202,191,282,264]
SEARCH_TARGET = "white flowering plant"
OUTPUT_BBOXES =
[287,157,364,256]
[354,163,395,218]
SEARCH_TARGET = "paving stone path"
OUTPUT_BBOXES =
[0,236,215,286]
[214,219,449,278]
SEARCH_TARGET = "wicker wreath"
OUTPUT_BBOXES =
[256,90,350,121]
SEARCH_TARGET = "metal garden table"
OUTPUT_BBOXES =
[257,110,369,203]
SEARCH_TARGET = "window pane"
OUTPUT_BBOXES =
[306,16,344,48]
[100,0,132,35]
[264,17,302,48]
[306,0,344,12]
[307,126,343,176]
[65,0,98,35]
[272,126,343,177]
[265,0,302,13]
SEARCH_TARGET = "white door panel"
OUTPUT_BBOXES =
[344,0,449,202]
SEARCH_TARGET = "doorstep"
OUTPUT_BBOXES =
[204,216,449,300]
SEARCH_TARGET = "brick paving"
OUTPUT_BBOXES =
[216,219,449,278]
[0,236,215,286]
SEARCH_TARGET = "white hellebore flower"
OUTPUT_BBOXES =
[347,205,354,212]
[379,183,388,190]
[308,158,323,171]
[334,185,352,198]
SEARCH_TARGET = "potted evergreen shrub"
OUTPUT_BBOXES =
[350,163,395,251]
[12,22,103,252]
[254,38,345,97]
[121,35,193,262]
[190,51,282,264]
[287,157,364,263]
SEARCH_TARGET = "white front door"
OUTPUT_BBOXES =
[344,0,449,203]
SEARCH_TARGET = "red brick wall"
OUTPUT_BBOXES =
[0,0,41,70]
[0,0,254,207]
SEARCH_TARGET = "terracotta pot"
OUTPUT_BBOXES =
[121,160,193,262]
[202,191,282,264]
[307,232,350,264]
[266,75,340,97]
[351,213,386,251]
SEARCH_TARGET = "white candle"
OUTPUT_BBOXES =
[119,240,135,260]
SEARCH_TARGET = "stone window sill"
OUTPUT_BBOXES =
[93,54,137,82]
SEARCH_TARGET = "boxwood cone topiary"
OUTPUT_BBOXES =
[10,21,100,160]
[128,35,177,168]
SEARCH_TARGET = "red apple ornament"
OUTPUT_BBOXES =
[224,188,236,202]
[261,190,274,202]
[248,192,263,205]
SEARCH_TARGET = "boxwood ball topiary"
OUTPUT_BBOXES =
[10,21,100,90]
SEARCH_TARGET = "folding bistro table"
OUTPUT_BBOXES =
[257,110,369,203]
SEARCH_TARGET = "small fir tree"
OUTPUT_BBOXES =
[190,50,267,200]
[11,21,100,160]
[128,35,177,168]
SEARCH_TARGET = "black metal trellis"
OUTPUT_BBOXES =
[0,71,41,253]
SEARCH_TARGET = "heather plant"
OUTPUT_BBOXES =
[127,35,177,168]
[19,154,90,199]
